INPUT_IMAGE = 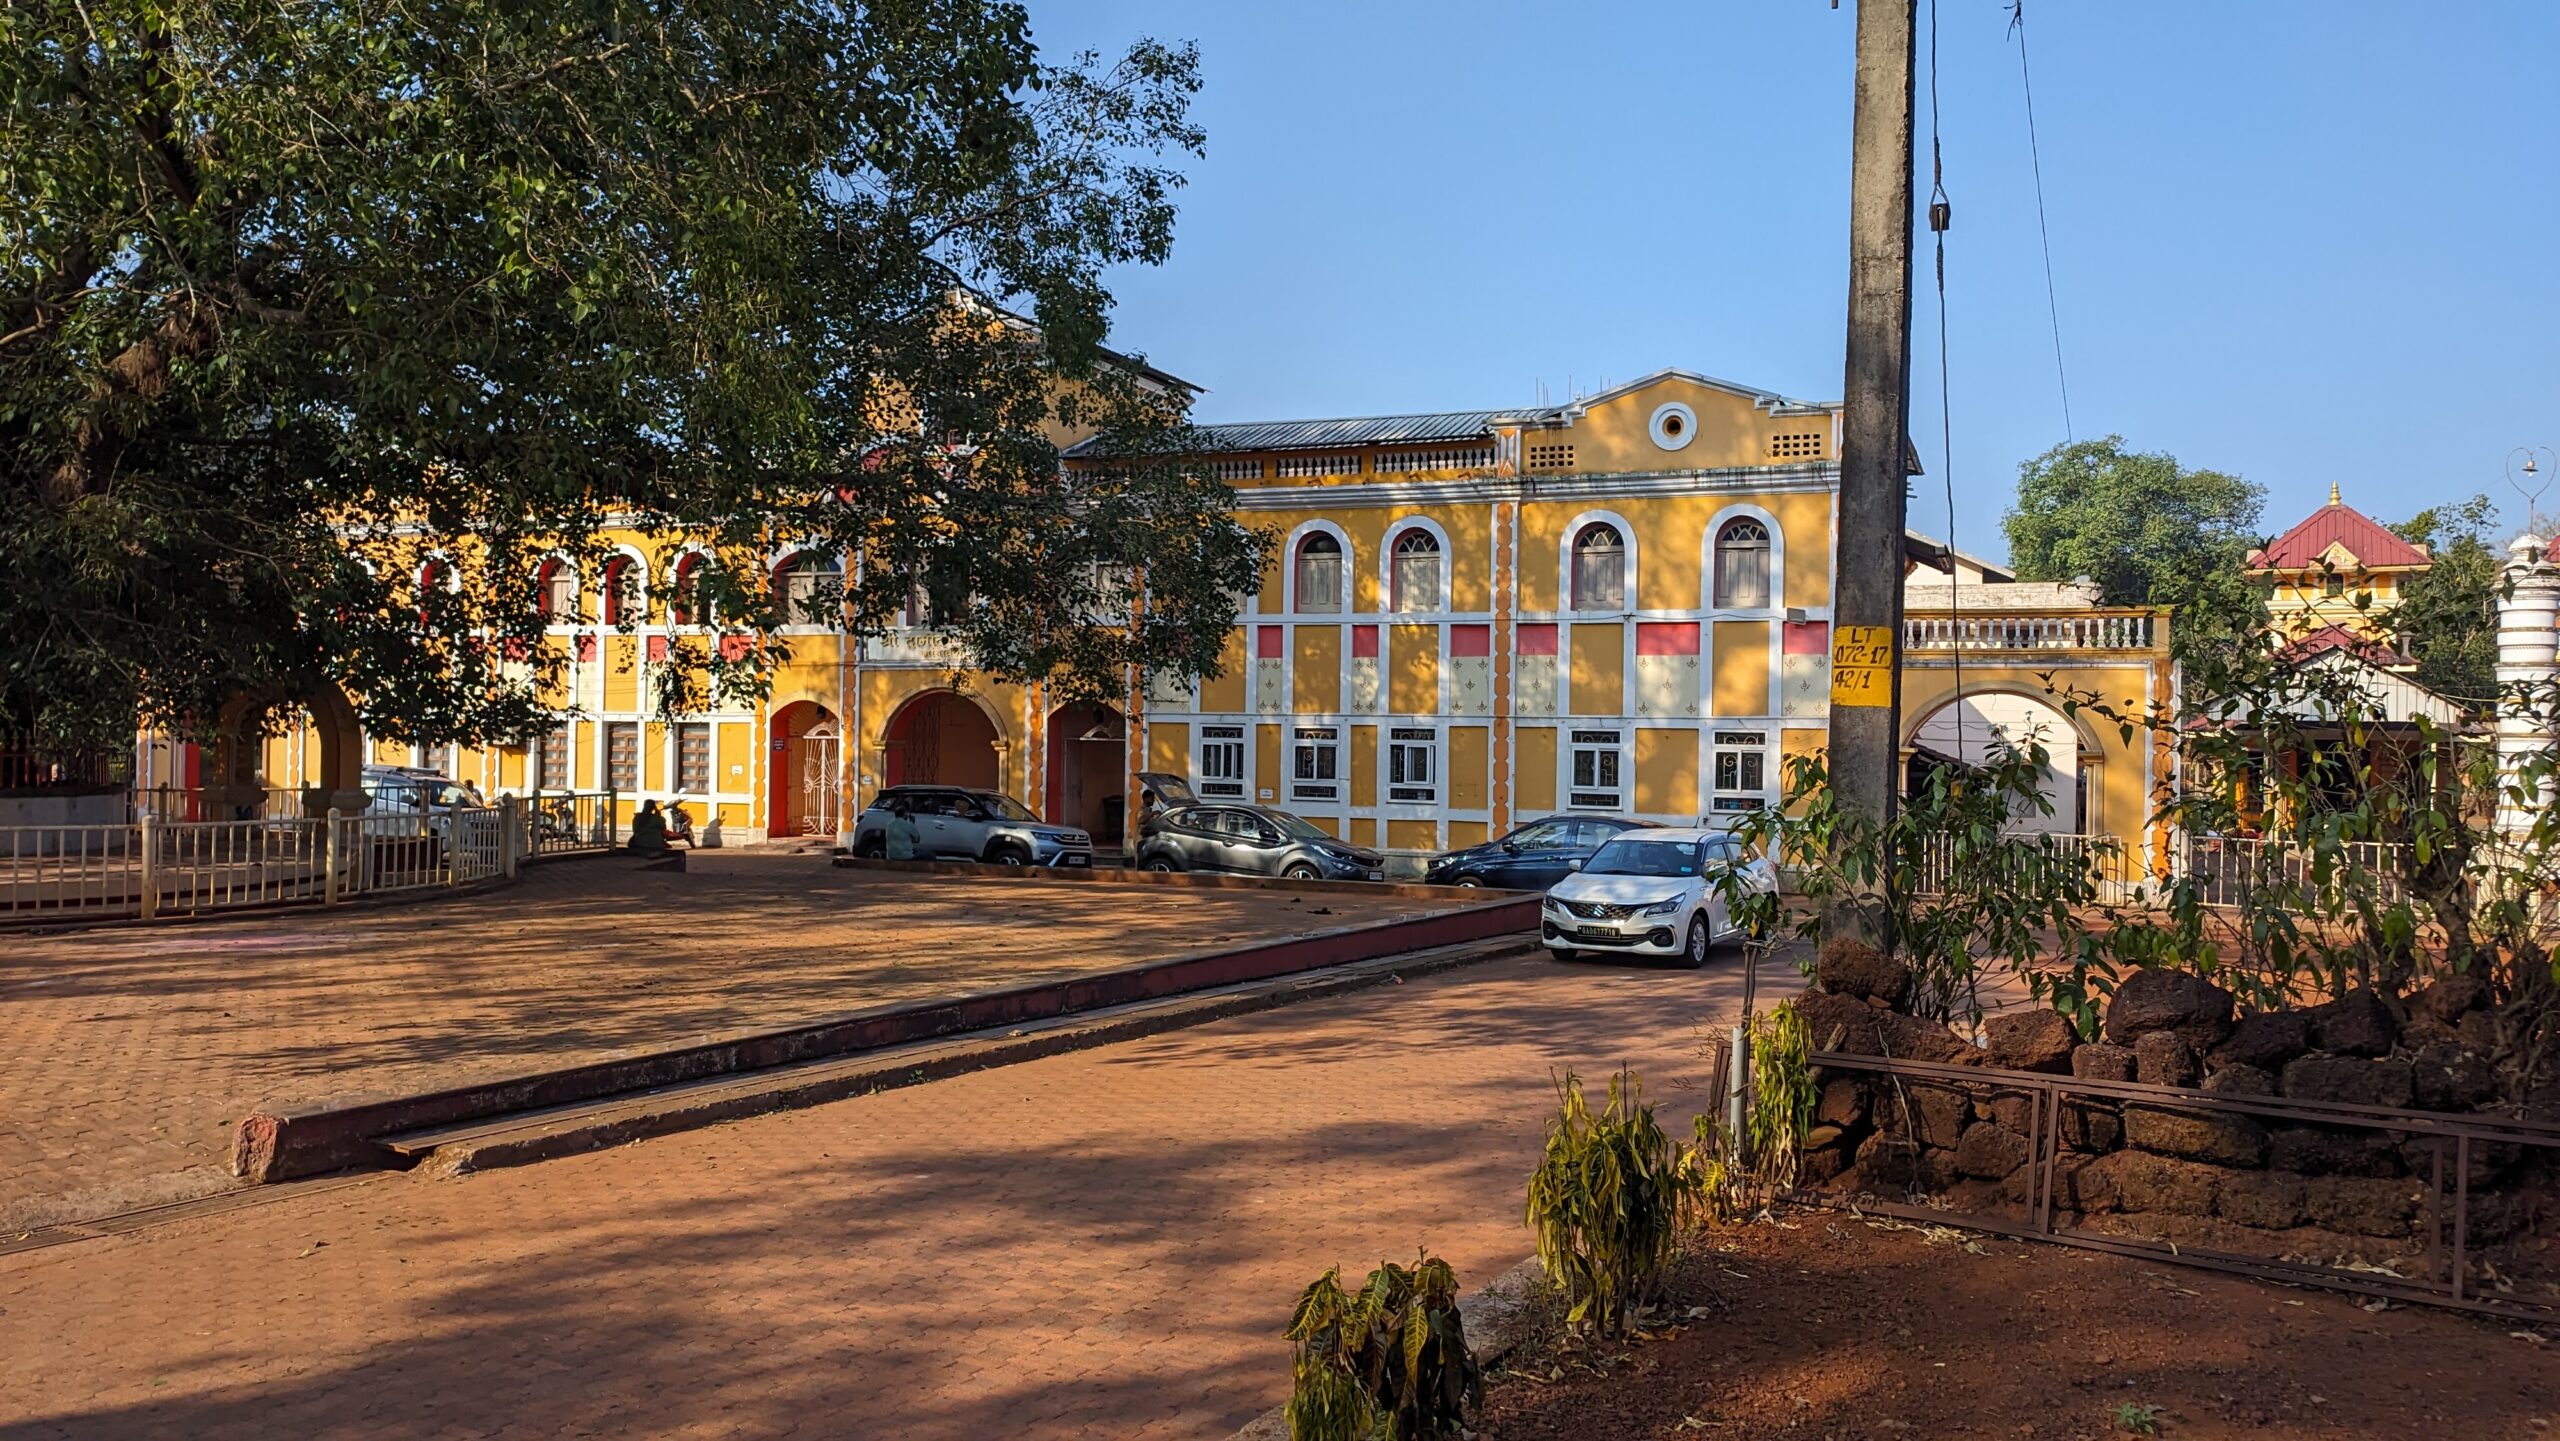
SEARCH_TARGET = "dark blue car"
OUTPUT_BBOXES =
[1422,815,1646,890]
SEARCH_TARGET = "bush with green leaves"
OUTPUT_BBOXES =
[1283,1253,1480,1441]
[1745,1003,1819,1187]
[1722,738,2106,1026]
[1524,1069,1710,1337]
[2046,648,2560,1084]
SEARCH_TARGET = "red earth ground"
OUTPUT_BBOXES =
[1473,1210,2556,1440]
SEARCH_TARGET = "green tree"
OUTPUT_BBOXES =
[2387,494,2502,704]
[2003,437,2269,679]
[1,1,1263,751]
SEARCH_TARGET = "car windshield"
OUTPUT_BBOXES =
[977,793,1038,822]
[1585,839,1700,877]
[1265,811,1332,841]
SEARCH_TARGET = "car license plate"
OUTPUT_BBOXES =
[1060,853,1091,868]
[1576,926,1620,941]
[1365,869,1385,881]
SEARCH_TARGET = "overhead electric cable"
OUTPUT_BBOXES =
[2007,1,2074,440]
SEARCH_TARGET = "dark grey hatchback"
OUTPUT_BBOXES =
[1136,804,1387,881]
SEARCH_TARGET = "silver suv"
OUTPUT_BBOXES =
[849,785,1093,867]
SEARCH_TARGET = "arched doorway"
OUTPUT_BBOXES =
[770,700,843,837]
[1045,701,1127,845]
[882,689,1002,792]
[1907,691,2085,834]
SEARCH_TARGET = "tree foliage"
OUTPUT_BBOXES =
[2047,651,2560,1086]
[2387,493,2503,704]
[1726,739,2103,1028]
[2004,436,2269,678]
[1,0,1263,749]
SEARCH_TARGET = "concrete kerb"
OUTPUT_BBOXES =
[230,893,1540,1185]
[1232,1254,1551,1440]
[398,936,1534,1180]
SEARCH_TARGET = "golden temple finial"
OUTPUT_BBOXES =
[2330,481,2342,506]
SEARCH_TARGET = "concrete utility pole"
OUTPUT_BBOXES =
[1824,0,1920,947]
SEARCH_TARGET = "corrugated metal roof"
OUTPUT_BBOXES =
[1064,410,1506,457]
[2247,500,2431,571]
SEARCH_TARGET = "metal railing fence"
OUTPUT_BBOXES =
[0,792,617,927]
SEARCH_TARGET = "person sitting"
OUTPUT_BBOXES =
[665,800,697,848]
[628,799,671,856]
[883,801,921,861]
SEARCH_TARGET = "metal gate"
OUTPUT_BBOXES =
[794,721,840,836]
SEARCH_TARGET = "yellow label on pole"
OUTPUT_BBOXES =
[1829,624,1895,707]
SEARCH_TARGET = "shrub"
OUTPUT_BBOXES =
[1524,1069,1705,1336]
[1284,1253,1481,1441]
[1745,1001,1819,1190]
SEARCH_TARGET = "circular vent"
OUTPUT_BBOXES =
[1649,402,1697,452]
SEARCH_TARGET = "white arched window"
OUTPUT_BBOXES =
[538,559,577,622]
[1714,519,1772,609]
[776,552,842,626]
[669,553,715,627]
[1570,523,1626,612]
[601,555,639,626]
[1295,532,1344,613]
[1390,528,1443,613]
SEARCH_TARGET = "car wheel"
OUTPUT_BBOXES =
[1679,917,1710,970]
[1282,862,1321,881]
[852,838,884,859]
[1548,948,1581,965]
[1145,855,1181,874]
[990,844,1031,866]
[1453,875,1482,888]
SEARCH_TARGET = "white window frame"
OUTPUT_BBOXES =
[603,722,640,794]
[1703,504,1787,615]
[540,558,579,626]
[1290,724,1343,804]
[1292,529,1346,615]
[1386,522,1449,615]
[674,722,713,796]
[1557,511,1639,615]
[776,551,843,628]
[1385,725,1439,805]
[1565,728,1626,812]
[1713,519,1772,610]
[1710,729,1772,814]
[1198,724,1248,800]
[531,726,571,791]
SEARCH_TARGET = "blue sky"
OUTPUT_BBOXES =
[1031,1,2560,561]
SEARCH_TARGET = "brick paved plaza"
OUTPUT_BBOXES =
[0,951,1765,1439]
[0,855,1455,1231]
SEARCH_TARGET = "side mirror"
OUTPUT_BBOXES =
[1567,858,1583,871]
[1500,841,1520,854]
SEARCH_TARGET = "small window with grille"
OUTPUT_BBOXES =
[1568,729,1624,811]
[1767,431,1826,459]
[1200,725,1247,798]
[1526,444,1575,471]
[1387,727,1438,804]
[1291,725,1341,802]
[1711,730,1770,813]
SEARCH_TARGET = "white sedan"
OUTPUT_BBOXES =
[1539,827,1776,968]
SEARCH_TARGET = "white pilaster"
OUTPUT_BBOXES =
[2495,534,2560,838]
